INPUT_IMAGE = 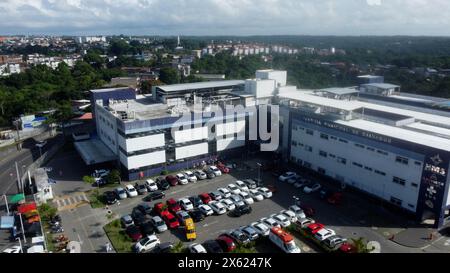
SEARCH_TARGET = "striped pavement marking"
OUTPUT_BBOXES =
[53,193,90,211]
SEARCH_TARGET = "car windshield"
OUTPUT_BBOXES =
[118,189,125,194]
[285,242,297,251]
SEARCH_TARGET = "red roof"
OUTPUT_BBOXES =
[74,113,93,120]
[18,203,37,214]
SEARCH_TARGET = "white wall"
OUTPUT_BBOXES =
[216,120,246,137]
[217,137,245,151]
[120,150,166,170]
[245,79,276,98]
[175,127,208,143]
[118,134,165,152]
[278,86,297,96]
[256,70,287,87]
[96,105,119,155]
[176,143,209,160]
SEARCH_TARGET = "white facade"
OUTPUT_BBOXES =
[217,137,245,151]
[216,120,246,137]
[119,134,165,153]
[255,70,287,87]
[120,150,166,169]
[174,127,209,143]
[245,79,276,99]
[176,143,209,160]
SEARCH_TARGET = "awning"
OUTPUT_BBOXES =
[74,139,116,165]
[18,203,37,214]
[0,216,15,229]
[8,193,25,204]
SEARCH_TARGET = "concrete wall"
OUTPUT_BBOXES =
[175,143,209,160]
[120,150,166,170]
[118,133,165,153]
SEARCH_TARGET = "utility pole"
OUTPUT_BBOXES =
[15,162,22,193]
[18,213,26,244]
[2,194,9,215]
[28,171,33,195]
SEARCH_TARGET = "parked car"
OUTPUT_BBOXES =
[231,204,252,217]
[139,221,155,236]
[314,228,336,242]
[257,187,273,198]
[188,243,207,253]
[261,217,281,229]
[176,210,192,226]
[144,179,159,192]
[216,163,230,174]
[217,188,231,198]
[228,229,251,245]
[92,177,107,187]
[165,175,178,187]
[216,235,236,252]
[209,191,223,201]
[156,177,170,190]
[176,173,189,185]
[134,183,148,195]
[240,226,259,241]
[167,198,182,214]
[189,196,203,208]
[104,191,117,205]
[205,169,216,179]
[120,215,134,228]
[328,192,343,205]
[294,178,309,189]
[281,210,298,223]
[220,199,236,211]
[194,170,207,180]
[338,242,357,253]
[288,205,306,219]
[303,183,322,194]
[304,223,325,235]
[150,242,174,253]
[202,240,223,253]
[153,202,168,216]
[209,201,227,215]
[125,184,138,197]
[161,211,180,229]
[248,189,264,201]
[199,193,212,204]
[184,171,198,183]
[136,203,152,215]
[189,209,205,223]
[150,216,168,233]
[235,180,249,192]
[133,235,160,253]
[208,165,222,176]
[143,190,165,202]
[286,174,301,184]
[115,187,127,200]
[227,184,241,195]
[243,179,257,189]
[179,198,194,211]
[299,203,316,217]
[295,218,315,230]
[322,235,347,250]
[239,192,254,205]
[229,194,245,207]
[272,214,291,228]
[131,209,147,226]
[250,222,270,237]
[198,204,213,216]
[92,169,110,178]
[278,172,297,182]
[126,225,143,242]
[319,188,333,200]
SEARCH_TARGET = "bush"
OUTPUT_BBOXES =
[82,175,95,184]
[38,203,57,222]
[106,170,121,184]
[161,170,169,176]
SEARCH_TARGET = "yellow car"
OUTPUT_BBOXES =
[185,218,197,241]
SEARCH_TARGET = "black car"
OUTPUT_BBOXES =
[143,190,165,202]
[202,240,223,253]
[156,177,170,190]
[104,191,117,205]
[139,221,155,236]
[150,242,174,253]
[137,203,153,215]
[231,205,252,217]
[134,183,148,195]
[189,196,203,208]
[131,209,147,226]
[189,209,205,222]
[319,189,333,200]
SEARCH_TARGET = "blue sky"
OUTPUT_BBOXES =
[0,0,449,36]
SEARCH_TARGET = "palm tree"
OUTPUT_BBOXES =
[170,241,186,253]
[351,237,371,253]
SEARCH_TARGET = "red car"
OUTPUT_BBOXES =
[216,163,230,174]
[165,175,178,187]
[305,223,325,235]
[339,242,356,253]
[328,192,343,205]
[199,193,212,204]
[161,211,180,229]
[166,198,181,214]
[126,225,143,242]
[216,234,236,252]
[153,202,167,216]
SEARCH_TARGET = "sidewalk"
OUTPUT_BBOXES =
[391,227,438,248]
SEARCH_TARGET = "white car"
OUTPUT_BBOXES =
[217,188,231,198]
[209,201,227,215]
[189,243,207,253]
[281,210,298,223]
[150,216,168,233]
[134,235,160,253]
[248,189,264,201]
[314,228,336,241]
[194,170,207,180]
[288,205,306,219]
[125,184,138,197]
[287,174,301,184]
[220,198,236,211]
[229,194,245,207]
[261,217,281,229]
[303,183,322,193]
[2,246,22,253]
[92,169,110,178]
[251,222,270,237]
[296,218,315,229]
[278,172,297,182]
[176,173,189,185]
[272,214,291,228]
[198,204,214,216]
[208,166,222,176]
[257,187,272,198]
[227,184,241,195]
[115,187,127,199]
[185,171,198,183]
[179,198,194,211]
[144,179,158,192]
[235,180,249,192]
[239,192,254,205]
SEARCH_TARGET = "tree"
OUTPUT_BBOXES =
[106,170,121,185]
[351,237,372,253]
[170,241,187,253]
[231,242,257,253]
[159,67,180,84]
[82,175,96,184]
[38,203,57,222]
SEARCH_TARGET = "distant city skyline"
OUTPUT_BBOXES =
[0,0,450,36]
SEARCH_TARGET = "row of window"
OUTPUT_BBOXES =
[390,196,415,209]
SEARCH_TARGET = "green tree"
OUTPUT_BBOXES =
[351,237,371,253]
[159,67,180,84]
[106,169,121,185]
[170,241,187,253]
[83,175,96,184]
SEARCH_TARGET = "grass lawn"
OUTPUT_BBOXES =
[103,219,134,253]
[88,190,107,209]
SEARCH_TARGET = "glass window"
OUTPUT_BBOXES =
[392,176,406,186]
[395,156,409,165]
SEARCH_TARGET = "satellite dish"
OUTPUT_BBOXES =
[367,241,381,253]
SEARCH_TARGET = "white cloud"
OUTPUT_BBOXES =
[0,0,449,35]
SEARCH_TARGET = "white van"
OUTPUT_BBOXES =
[268,227,301,253]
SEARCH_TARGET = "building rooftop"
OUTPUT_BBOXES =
[279,91,362,112]
[361,83,400,89]
[317,87,359,96]
[91,87,135,93]
[155,80,245,93]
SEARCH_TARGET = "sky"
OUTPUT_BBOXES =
[0,0,450,36]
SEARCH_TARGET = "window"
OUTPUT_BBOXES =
[374,169,386,176]
[320,133,329,140]
[303,161,312,169]
[411,183,419,188]
[408,204,415,209]
[337,157,347,165]
[364,166,373,171]
[390,197,402,206]
[392,176,406,186]
[293,125,298,131]
[330,136,338,140]
[367,147,375,152]
[329,154,336,158]
[355,143,365,149]
[291,141,298,147]
[395,156,409,165]
[306,129,314,136]
[318,168,326,175]
[319,151,328,157]
[304,145,313,152]
[339,138,348,144]
[377,150,388,156]
[414,161,422,166]
[352,162,363,168]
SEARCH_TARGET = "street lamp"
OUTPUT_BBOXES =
[256,163,262,186]
[2,194,9,215]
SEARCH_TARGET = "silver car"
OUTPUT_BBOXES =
[115,187,127,200]
[150,216,168,233]
[229,194,245,207]
[194,170,207,180]
[240,226,259,241]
